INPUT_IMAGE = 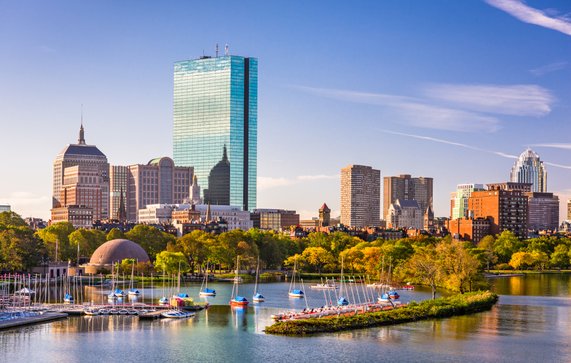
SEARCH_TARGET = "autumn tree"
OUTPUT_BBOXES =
[400,245,441,299]
[125,225,175,261]
[302,247,334,275]
[35,222,75,262]
[154,251,190,275]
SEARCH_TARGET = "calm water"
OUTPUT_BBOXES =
[1,275,571,363]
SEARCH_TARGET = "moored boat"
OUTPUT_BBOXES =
[288,289,304,298]
[161,310,195,319]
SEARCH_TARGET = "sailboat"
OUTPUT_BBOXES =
[199,262,216,297]
[158,269,169,305]
[337,256,349,306]
[229,256,248,307]
[252,257,265,303]
[128,260,140,296]
[288,257,304,298]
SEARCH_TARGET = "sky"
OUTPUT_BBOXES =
[0,0,570,221]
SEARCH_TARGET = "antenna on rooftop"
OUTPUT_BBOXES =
[225,44,229,56]
[215,43,219,57]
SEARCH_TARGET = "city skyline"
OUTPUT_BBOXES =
[1,1,570,221]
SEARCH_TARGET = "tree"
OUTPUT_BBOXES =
[106,228,125,241]
[35,222,75,262]
[401,246,441,299]
[477,235,497,271]
[494,231,524,263]
[175,230,212,273]
[125,225,174,261]
[436,240,481,293]
[360,246,382,278]
[69,229,106,262]
[550,244,569,269]
[154,251,190,275]
[0,228,45,271]
[302,247,334,275]
[339,246,363,273]
[0,211,28,228]
[509,251,533,270]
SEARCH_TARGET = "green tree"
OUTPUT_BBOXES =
[106,228,125,241]
[509,251,533,270]
[437,240,481,293]
[477,235,497,271]
[174,230,212,273]
[125,225,174,261]
[0,228,45,271]
[494,231,524,263]
[35,222,75,262]
[400,246,441,299]
[154,251,190,275]
[550,244,570,268]
[0,211,28,228]
[69,229,106,262]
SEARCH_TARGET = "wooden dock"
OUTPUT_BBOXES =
[0,312,68,330]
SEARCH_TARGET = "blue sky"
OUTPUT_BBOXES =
[1,0,570,221]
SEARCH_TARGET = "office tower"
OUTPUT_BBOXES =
[173,54,257,211]
[52,124,109,222]
[340,165,380,228]
[468,182,529,238]
[510,148,547,192]
[109,165,129,221]
[383,174,433,219]
[126,157,194,222]
[527,192,559,231]
[450,184,485,219]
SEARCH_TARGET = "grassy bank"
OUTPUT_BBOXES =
[265,291,498,335]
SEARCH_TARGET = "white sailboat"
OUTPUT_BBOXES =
[199,262,216,297]
[288,257,304,298]
[252,256,265,303]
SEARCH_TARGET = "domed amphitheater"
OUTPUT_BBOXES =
[85,239,150,274]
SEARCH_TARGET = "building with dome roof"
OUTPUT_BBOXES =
[510,148,547,193]
[85,238,150,274]
[51,123,109,226]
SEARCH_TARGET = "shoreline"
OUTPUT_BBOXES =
[264,291,498,335]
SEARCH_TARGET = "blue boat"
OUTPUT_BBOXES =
[199,288,216,297]
[128,289,140,296]
[63,293,74,304]
[158,296,169,305]
[288,289,304,298]
[176,293,189,298]
[253,292,265,302]
[337,296,349,306]
[113,288,125,297]
[388,290,400,299]
[230,295,249,306]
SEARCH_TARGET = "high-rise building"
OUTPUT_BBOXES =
[468,182,529,238]
[126,157,194,222]
[383,174,433,219]
[527,192,559,231]
[52,124,109,222]
[450,184,485,219]
[340,165,380,228]
[173,54,257,211]
[510,148,547,192]
[109,165,129,221]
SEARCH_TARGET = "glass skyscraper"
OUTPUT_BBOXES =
[173,55,257,211]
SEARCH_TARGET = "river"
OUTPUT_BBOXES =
[1,274,570,363]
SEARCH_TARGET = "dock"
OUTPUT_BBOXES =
[0,312,68,330]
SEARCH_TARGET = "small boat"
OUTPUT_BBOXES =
[230,296,249,307]
[199,288,216,297]
[229,256,248,307]
[63,293,74,304]
[118,309,129,315]
[199,263,216,296]
[113,289,125,298]
[288,289,304,298]
[158,296,169,305]
[253,292,265,303]
[161,310,195,319]
[337,296,349,306]
[128,289,140,296]
[128,309,138,315]
[388,290,400,299]
[252,257,265,303]
[310,282,337,290]
[108,309,119,315]
[98,309,109,315]
[401,284,415,290]
[84,308,99,316]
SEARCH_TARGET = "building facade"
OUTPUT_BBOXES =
[448,217,491,243]
[173,54,257,211]
[109,165,129,221]
[510,148,547,192]
[527,192,559,231]
[51,205,93,229]
[126,157,194,222]
[319,203,331,227]
[568,199,571,221]
[468,182,529,238]
[387,199,423,230]
[52,124,109,223]
[0,205,11,212]
[383,174,433,219]
[340,165,380,228]
[450,184,485,219]
[250,209,300,230]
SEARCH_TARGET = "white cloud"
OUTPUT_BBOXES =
[529,61,568,76]
[295,86,500,133]
[486,0,571,36]
[423,84,554,117]
[379,130,571,168]
[258,174,339,190]
[531,143,571,150]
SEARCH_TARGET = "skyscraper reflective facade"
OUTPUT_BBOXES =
[173,55,257,211]
[510,148,547,192]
